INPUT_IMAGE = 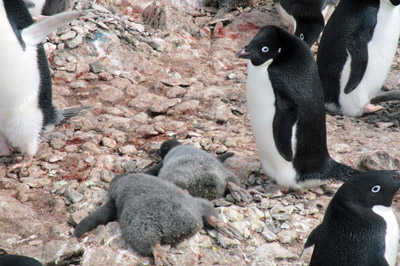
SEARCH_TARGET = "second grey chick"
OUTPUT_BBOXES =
[74,173,241,266]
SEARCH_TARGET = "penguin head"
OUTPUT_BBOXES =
[294,16,324,47]
[159,139,181,159]
[388,0,400,6]
[338,170,400,209]
[235,25,283,66]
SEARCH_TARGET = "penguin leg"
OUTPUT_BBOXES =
[206,216,243,240]
[226,181,251,203]
[8,154,33,173]
[363,103,384,114]
[152,243,172,266]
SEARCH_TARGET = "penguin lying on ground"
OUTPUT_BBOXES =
[146,139,251,203]
[0,0,85,170]
[74,173,241,266]
[273,0,339,47]
[317,0,400,117]
[236,25,361,190]
[24,0,74,19]
[0,254,43,266]
[304,170,400,266]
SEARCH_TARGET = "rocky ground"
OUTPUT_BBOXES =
[0,0,399,265]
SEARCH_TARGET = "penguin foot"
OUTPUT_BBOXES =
[226,182,252,203]
[8,154,33,173]
[152,243,172,266]
[0,141,11,156]
[363,104,384,114]
[288,25,294,34]
[207,216,243,241]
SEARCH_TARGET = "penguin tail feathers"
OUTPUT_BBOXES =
[327,160,363,181]
[217,152,235,163]
[370,89,400,104]
[58,106,90,125]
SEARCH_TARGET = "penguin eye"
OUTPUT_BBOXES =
[371,185,381,193]
[261,46,269,53]
[299,33,304,40]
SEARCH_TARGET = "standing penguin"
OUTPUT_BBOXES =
[146,139,251,203]
[304,170,400,266]
[74,174,241,266]
[0,0,83,169]
[317,0,400,117]
[236,25,360,190]
[272,0,335,47]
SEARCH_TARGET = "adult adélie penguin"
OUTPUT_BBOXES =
[318,0,400,117]
[236,25,361,190]
[0,0,84,170]
[304,170,400,266]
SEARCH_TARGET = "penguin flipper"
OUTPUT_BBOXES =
[304,224,322,249]
[145,163,163,176]
[343,10,377,94]
[21,11,81,46]
[272,84,299,162]
[216,152,235,163]
[74,199,117,238]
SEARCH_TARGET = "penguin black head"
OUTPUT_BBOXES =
[389,0,400,6]
[236,25,284,66]
[159,139,181,159]
[293,14,324,47]
[337,170,400,208]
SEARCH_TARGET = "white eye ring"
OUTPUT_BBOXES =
[299,33,304,40]
[371,185,381,193]
[261,46,269,53]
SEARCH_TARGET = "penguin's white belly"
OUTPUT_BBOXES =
[246,61,297,188]
[339,4,400,117]
[372,205,399,266]
[276,3,297,31]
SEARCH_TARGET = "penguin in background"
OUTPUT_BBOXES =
[74,174,241,266]
[146,139,252,203]
[0,0,83,170]
[272,0,339,47]
[317,0,400,117]
[236,25,361,190]
[24,0,74,19]
[304,170,400,266]
[0,254,43,266]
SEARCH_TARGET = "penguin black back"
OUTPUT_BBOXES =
[305,170,400,266]
[0,254,43,266]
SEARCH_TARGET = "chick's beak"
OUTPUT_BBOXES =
[236,48,251,59]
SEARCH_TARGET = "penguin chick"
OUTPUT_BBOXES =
[74,174,241,265]
[304,170,400,266]
[148,139,251,203]
[236,25,361,189]
[0,1,84,170]
[273,0,326,47]
[0,254,43,266]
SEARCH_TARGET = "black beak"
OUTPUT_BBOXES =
[236,48,251,59]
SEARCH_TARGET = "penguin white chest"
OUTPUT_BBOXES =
[275,3,297,31]
[372,205,399,266]
[339,3,400,116]
[246,61,297,188]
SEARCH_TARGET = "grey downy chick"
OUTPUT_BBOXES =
[146,139,251,203]
[74,173,241,266]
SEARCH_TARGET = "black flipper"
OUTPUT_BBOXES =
[272,83,299,162]
[343,9,377,94]
[145,163,163,176]
[216,152,235,163]
[304,224,322,250]
[58,106,90,124]
[74,199,117,238]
